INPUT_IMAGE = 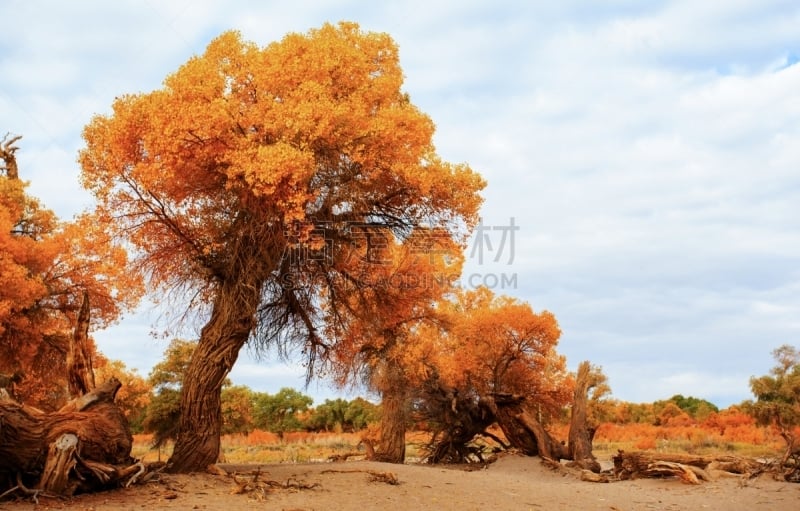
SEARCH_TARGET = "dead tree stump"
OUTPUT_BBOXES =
[0,378,144,498]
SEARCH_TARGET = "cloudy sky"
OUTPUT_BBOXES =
[1,1,798,407]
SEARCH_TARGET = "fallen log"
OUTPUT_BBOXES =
[612,450,767,483]
[0,378,145,498]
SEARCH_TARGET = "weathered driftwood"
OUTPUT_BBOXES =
[567,362,602,472]
[66,291,95,398]
[612,450,767,484]
[0,378,145,499]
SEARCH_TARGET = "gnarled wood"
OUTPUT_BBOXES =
[39,434,79,493]
[0,133,22,180]
[490,393,568,460]
[0,377,143,498]
[567,361,601,472]
[613,450,768,483]
[373,361,408,463]
[66,291,95,398]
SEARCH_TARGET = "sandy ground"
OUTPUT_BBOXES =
[1,454,798,511]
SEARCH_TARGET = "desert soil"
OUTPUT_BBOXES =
[1,454,798,511]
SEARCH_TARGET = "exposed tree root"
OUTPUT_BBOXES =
[221,468,320,500]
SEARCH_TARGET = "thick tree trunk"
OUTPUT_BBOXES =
[491,393,568,460]
[166,278,261,473]
[0,378,141,497]
[374,362,408,463]
[568,361,601,472]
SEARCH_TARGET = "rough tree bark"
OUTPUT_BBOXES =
[567,361,601,472]
[0,378,143,497]
[491,393,569,460]
[67,291,95,397]
[166,276,261,473]
[373,361,408,463]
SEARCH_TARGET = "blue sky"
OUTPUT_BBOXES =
[1,1,799,407]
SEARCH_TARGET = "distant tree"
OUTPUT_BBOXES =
[142,339,197,447]
[322,228,463,462]
[655,402,694,427]
[656,394,718,421]
[142,388,181,449]
[94,357,151,433]
[306,398,351,432]
[345,397,381,431]
[252,388,313,438]
[747,344,800,467]
[221,385,255,435]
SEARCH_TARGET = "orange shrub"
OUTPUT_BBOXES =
[634,437,657,450]
[243,429,281,445]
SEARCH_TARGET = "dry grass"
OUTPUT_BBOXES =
[131,422,786,465]
[133,430,370,464]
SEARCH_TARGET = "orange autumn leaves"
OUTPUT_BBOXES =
[0,141,141,408]
[426,288,571,419]
[79,22,484,301]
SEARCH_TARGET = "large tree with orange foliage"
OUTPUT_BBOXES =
[79,23,484,472]
[0,134,140,409]
[415,287,573,463]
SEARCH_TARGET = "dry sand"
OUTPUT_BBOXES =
[1,454,798,510]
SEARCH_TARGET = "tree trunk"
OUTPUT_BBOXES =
[568,361,601,472]
[374,362,408,463]
[0,378,141,497]
[166,277,261,473]
[67,290,95,398]
[491,393,568,460]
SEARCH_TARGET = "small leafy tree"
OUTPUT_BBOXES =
[653,394,718,422]
[345,397,381,431]
[221,385,255,435]
[306,398,351,432]
[142,339,197,447]
[748,344,800,467]
[252,388,313,438]
[94,357,151,432]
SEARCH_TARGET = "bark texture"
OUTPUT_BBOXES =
[0,378,141,497]
[166,277,261,473]
[67,291,95,398]
[373,362,408,463]
[567,361,601,472]
[491,394,569,460]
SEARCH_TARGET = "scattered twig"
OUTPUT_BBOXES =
[320,468,400,485]
[227,469,319,497]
